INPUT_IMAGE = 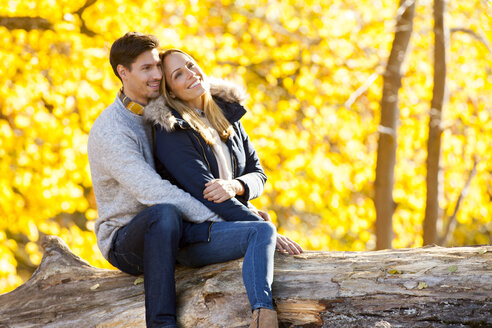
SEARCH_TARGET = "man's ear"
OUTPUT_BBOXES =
[117,64,127,80]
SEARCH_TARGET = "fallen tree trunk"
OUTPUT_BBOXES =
[0,236,490,328]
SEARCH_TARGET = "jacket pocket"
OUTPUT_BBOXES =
[181,221,213,246]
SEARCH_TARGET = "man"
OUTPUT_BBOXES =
[88,32,302,328]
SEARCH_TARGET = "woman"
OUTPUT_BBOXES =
[145,49,302,327]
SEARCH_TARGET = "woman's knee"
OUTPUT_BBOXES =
[263,221,277,235]
[251,221,277,240]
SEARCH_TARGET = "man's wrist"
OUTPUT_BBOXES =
[233,179,245,196]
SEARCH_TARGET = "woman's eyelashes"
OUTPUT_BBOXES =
[172,62,196,80]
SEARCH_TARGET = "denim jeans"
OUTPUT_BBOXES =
[108,204,276,328]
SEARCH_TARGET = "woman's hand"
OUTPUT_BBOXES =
[275,234,303,255]
[257,210,304,255]
[203,179,244,203]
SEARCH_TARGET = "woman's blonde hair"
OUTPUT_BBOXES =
[160,49,234,145]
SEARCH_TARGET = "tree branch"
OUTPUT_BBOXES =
[450,27,492,54]
[0,16,53,31]
[344,72,379,108]
[438,158,479,245]
[395,0,417,21]
[73,0,98,37]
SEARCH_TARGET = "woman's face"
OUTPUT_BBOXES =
[163,51,207,109]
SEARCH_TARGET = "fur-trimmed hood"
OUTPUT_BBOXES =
[144,78,247,132]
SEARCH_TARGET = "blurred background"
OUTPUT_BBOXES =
[0,0,490,294]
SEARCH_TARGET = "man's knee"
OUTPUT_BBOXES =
[148,203,180,217]
[146,204,182,234]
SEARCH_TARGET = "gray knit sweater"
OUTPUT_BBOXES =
[88,96,220,260]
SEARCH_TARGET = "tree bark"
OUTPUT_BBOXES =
[0,236,490,328]
[424,0,448,245]
[375,0,416,250]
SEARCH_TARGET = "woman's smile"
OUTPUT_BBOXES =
[163,52,207,109]
[188,79,201,89]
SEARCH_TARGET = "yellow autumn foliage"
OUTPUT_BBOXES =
[0,0,491,294]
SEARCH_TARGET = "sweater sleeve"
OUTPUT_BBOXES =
[88,124,219,223]
[234,121,267,202]
[154,126,263,222]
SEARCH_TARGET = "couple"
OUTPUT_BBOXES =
[88,32,302,328]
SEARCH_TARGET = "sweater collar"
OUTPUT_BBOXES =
[118,89,144,116]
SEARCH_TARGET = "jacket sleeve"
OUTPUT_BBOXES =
[154,126,263,222]
[234,121,267,203]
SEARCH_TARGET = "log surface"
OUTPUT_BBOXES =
[0,236,490,327]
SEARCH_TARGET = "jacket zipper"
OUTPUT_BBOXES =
[192,133,212,171]
[207,222,214,242]
[232,153,238,178]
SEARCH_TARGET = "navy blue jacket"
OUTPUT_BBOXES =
[148,96,266,222]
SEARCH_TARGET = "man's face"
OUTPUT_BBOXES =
[118,48,162,105]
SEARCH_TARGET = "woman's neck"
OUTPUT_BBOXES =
[186,95,204,111]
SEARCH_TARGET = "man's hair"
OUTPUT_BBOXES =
[109,32,159,81]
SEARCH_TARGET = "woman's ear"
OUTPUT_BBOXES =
[169,91,176,98]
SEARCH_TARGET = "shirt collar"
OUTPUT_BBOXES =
[118,89,144,116]
[194,108,205,117]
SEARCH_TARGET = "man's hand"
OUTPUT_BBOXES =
[203,179,244,203]
[257,209,271,221]
[257,210,304,255]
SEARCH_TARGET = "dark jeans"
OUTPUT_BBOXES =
[108,204,276,328]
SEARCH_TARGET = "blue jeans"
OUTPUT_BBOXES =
[108,204,276,328]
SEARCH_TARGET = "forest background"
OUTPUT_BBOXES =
[0,0,490,294]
